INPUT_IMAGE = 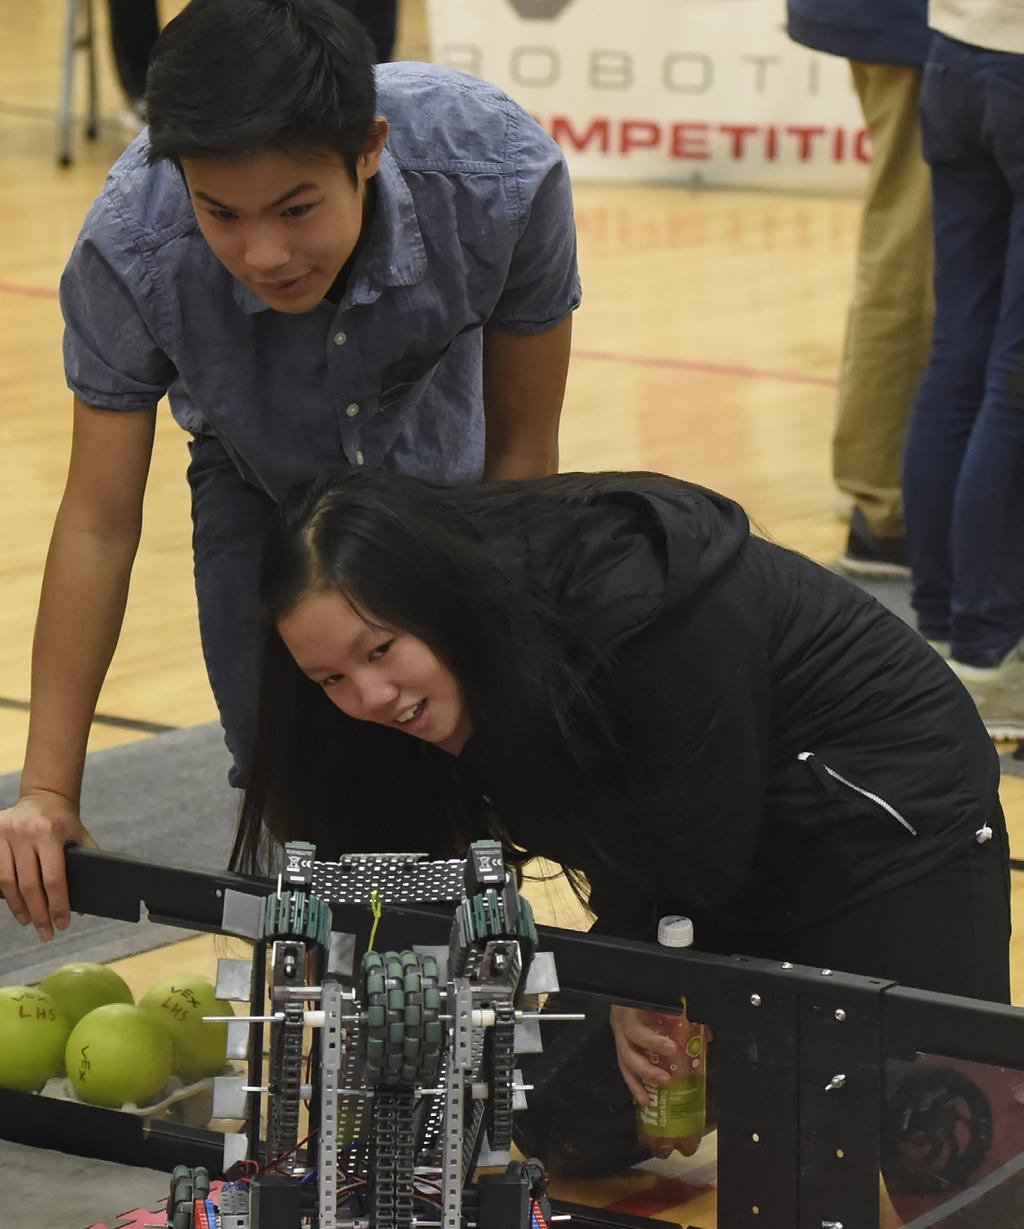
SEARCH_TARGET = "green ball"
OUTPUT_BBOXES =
[66,1004,173,1108]
[0,986,71,1092]
[40,962,134,1027]
[137,976,231,1081]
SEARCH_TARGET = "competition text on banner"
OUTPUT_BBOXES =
[426,0,870,191]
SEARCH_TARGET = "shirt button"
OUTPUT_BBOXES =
[333,331,348,346]
[346,403,360,418]
[355,450,365,466]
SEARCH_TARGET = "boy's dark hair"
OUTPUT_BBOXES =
[145,0,377,181]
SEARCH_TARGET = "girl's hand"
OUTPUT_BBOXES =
[609,1003,680,1105]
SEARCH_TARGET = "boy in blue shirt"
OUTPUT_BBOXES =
[0,0,579,938]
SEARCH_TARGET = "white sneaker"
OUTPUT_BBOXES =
[833,489,855,520]
[117,98,147,135]
[948,646,1024,740]
[121,111,143,133]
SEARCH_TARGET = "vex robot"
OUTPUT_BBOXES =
[184,839,568,1229]
[11,834,1010,1228]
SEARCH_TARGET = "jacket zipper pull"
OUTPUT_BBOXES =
[797,751,840,795]
[976,823,993,844]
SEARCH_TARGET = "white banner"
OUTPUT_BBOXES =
[425,0,869,192]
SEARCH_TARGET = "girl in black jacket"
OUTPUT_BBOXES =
[233,466,1011,1114]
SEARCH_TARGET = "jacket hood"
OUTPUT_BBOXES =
[521,475,750,652]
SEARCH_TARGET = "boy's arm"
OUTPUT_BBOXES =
[481,315,572,480]
[0,397,157,938]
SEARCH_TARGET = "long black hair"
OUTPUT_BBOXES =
[231,467,674,901]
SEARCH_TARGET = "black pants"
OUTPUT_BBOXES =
[696,802,1013,1003]
[108,0,398,108]
[107,0,159,104]
[186,436,275,788]
[515,808,1012,1177]
[336,0,398,62]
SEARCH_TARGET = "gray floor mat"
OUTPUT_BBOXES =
[0,723,236,985]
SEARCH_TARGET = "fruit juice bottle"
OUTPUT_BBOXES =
[636,915,707,1157]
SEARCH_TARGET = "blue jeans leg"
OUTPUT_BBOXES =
[187,435,276,786]
[903,41,1024,662]
[951,196,1024,664]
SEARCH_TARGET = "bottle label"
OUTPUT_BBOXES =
[638,1076,705,1134]
[636,1008,707,1144]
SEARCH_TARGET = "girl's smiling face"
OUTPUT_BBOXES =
[277,589,472,755]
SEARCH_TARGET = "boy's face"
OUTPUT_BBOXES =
[181,128,387,314]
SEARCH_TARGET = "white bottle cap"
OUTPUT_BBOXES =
[657,915,694,947]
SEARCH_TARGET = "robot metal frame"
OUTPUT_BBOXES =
[205,836,570,1229]
[4,841,1024,1229]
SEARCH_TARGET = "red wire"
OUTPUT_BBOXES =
[264,1128,318,1173]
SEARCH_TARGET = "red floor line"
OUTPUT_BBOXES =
[0,281,838,390]
[574,346,838,388]
[0,280,58,300]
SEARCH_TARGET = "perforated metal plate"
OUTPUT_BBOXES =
[312,855,466,904]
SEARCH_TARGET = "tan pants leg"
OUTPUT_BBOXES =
[833,62,934,540]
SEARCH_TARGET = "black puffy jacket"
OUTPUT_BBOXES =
[508,476,999,941]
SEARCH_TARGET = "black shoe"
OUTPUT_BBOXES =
[837,507,910,579]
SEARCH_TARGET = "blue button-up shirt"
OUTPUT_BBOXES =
[60,63,581,500]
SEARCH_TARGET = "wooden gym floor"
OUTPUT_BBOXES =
[2,0,1019,971]
[0,4,1021,1223]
